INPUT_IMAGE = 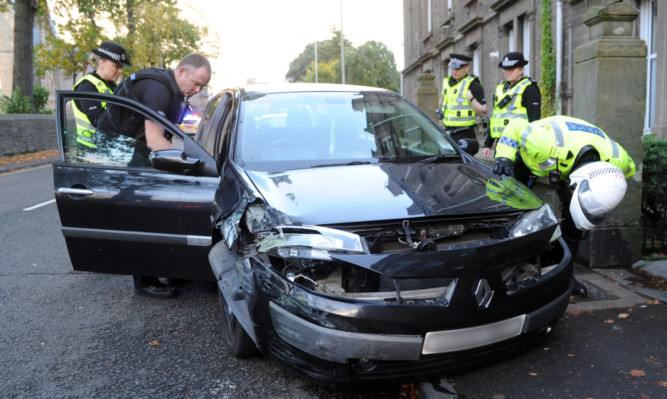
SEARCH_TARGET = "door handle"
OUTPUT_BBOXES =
[57,187,94,196]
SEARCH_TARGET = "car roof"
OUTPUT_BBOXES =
[235,83,391,96]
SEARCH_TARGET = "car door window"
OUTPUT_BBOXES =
[197,92,232,160]
[61,96,185,169]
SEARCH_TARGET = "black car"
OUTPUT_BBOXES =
[53,84,572,383]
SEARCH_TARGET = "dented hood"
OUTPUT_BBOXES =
[243,162,542,225]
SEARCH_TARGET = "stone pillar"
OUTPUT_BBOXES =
[573,3,646,268]
[416,73,439,121]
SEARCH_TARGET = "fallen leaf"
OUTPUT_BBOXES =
[529,372,537,376]
[618,313,630,319]
[149,340,160,346]
[645,356,663,366]
[568,354,575,357]
[604,319,614,324]
[658,381,667,387]
[646,299,660,305]
[630,369,646,377]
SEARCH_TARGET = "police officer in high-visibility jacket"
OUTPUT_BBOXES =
[483,52,541,159]
[72,41,131,149]
[493,116,636,296]
[436,53,487,143]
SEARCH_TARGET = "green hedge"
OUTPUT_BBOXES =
[642,134,667,255]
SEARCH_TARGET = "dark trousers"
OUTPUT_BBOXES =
[513,154,583,260]
[445,125,476,143]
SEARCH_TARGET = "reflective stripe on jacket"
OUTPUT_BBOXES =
[495,116,636,179]
[489,77,532,139]
[441,75,478,127]
[72,74,113,148]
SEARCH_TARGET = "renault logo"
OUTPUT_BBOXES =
[472,279,494,309]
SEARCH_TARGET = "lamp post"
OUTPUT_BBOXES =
[314,41,318,83]
[340,0,345,84]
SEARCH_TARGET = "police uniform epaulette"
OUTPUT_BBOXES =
[529,78,538,84]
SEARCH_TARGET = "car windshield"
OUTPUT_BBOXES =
[236,91,458,170]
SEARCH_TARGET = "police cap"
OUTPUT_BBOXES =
[498,52,529,69]
[92,41,131,67]
[449,53,472,69]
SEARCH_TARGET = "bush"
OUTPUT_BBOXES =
[0,84,52,114]
[33,84,50,113]
[0,88,33,113]
[642,134,667,254]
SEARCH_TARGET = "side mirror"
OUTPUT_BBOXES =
[151,149,201,174]
[457,139,479,156]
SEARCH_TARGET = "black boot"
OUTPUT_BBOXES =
[134,276,177,298]
[572,277,588,297]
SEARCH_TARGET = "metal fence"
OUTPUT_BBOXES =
[642,140,667,255]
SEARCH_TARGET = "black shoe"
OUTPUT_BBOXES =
[572,279,588,297]
[134,276,177,298]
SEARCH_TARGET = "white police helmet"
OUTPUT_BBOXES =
[569,162,627,230]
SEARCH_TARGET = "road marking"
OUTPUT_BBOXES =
[23,199,56,211]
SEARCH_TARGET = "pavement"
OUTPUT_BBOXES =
[2,151,666,309]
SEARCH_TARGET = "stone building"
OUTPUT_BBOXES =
[402,0,665,138]
[403,0,665,266]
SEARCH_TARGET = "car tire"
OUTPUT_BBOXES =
[217,287,258,357]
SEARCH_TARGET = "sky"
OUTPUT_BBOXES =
[181,0,404,93]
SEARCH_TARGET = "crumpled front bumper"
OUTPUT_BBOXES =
[257,236,572,382]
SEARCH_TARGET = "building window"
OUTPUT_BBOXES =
[640,0,657,133]
[427,0,433,34]
[472,47,481,76]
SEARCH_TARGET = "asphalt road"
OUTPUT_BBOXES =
[1,165,665,399]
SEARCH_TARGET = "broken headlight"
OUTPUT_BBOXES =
[258,225,370,260]
[509,204,561,242]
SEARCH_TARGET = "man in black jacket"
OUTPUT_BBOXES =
[98,53,211,298]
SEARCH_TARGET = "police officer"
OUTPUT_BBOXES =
[98,53,212,298]
[72,41,131,149]
[493,116,636,296]
[483,52,541,159]
[437,53,487,143]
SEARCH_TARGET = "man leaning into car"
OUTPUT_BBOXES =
[98,53,212,298]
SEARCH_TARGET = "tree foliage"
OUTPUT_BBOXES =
[540,0,556,117]
[302,60,338,84]
[344,41,399,92]
[34,0,209,84]
[286,30,400,92]
[286,30,352,83]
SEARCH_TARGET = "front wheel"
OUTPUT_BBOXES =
[217,287,258,357]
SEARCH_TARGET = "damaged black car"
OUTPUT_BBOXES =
[53,84,572,383]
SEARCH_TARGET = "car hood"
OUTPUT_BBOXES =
[243,162,542,225]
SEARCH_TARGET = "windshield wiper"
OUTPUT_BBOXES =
[417,153,460,164]
[311,161,373,168]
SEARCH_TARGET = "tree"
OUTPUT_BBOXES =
[286,30,351,83]
[287,33,400,92]
[34,0,209,84]
[302,60,338,84]
[126,0,204,69]
[344,41,400,92]
[4,0,48,106]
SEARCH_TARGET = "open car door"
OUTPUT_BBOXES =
[53,91,220,281]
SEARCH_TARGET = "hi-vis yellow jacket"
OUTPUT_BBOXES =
[495,116,636,180]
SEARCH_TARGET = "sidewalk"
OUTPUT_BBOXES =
[0,149,59,174]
